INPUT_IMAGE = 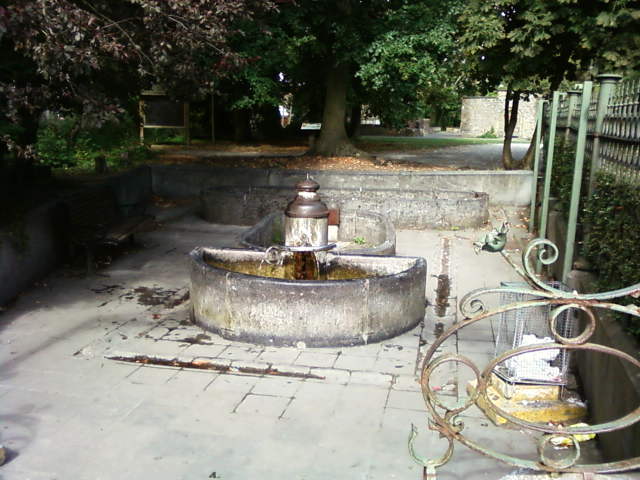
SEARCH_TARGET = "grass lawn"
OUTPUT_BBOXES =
[354,135,527,152]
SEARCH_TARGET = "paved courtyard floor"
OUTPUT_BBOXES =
[0,208,636,479]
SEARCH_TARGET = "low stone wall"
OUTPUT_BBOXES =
[152,165,533,207]
[0,167,153,305]
[460,91,538,139]
[201,185,488,230]
[0,202,67,305]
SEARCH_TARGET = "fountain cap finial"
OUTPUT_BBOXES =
[285,178,329,219]
[295,177,320,192]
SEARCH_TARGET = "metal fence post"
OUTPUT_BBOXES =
[529,100,545,233]
[564,91,580,142]
[537,92,560,274]
[588,74,623,195]
[562,81,593,282]
[538,92,560,242]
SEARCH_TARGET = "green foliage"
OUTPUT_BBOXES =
[217,1,469,141]
[356,1,468,128]
[478,127,498,139]
[143,129,187,146]
[353,236,366,245]
[460,0,640,94]
[35,117,76,168]
[549,137,591,218]
[548,138,590,216]
[582,172,640,339]
[36,114,151,171]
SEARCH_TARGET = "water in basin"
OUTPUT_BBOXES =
[204,251,371,281]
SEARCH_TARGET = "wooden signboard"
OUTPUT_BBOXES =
[139,89,190,145]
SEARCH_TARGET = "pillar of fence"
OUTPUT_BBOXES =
[537,92,561,273]
[538,92,560,242]
[528,100,545,233]
[588,74,623,195]
[564,91,581,142]
[562,82,593,282]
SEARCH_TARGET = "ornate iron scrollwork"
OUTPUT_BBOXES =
[410,237,640,477]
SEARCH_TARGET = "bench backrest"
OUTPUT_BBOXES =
[64,186,121,236]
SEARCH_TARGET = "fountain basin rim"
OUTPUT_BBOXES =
[190,246,424,284]
[279,243,337,253]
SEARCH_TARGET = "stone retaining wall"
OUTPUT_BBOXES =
[201,185,488,230]
[152,165,533,207]
[460,91,538,139]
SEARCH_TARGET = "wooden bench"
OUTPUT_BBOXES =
[62,186,154,273]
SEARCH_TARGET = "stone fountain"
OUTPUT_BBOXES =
[189,179,426,347]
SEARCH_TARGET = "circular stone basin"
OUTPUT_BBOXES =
[189,247,426,347]
[240,210,395,256]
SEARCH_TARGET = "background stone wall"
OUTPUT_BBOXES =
[460,90,539,139]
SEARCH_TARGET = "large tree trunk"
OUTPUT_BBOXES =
[347,103,362,139]
[521,124,537,169]
[311,63,367,157]
[502,87,520,170]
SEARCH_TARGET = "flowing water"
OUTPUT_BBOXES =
[292,252,318,280]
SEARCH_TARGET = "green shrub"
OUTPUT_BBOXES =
[583,172,640,338]
[477,127,498,138]
[36,113,151,171]
[36,116,77,167]
[142,128,186,145]
[548,137,593,229]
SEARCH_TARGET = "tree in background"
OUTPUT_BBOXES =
[459,0,640,169]
[357,1,467,130]
[236,0,465,156]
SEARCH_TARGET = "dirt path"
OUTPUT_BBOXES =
[153,140,530,172]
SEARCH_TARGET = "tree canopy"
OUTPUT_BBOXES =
[2,0,639,163]
[459,0,640,168]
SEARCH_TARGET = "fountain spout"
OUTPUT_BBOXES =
[283,177,335,280]
[284,177,335,252]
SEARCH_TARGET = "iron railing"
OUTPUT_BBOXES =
[409,238,640,478]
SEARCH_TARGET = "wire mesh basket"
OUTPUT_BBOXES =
[493,281,576,385]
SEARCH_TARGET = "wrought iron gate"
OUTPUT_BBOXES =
[410,238,640,478]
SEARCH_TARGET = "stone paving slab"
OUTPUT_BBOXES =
[1,212,638,479]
